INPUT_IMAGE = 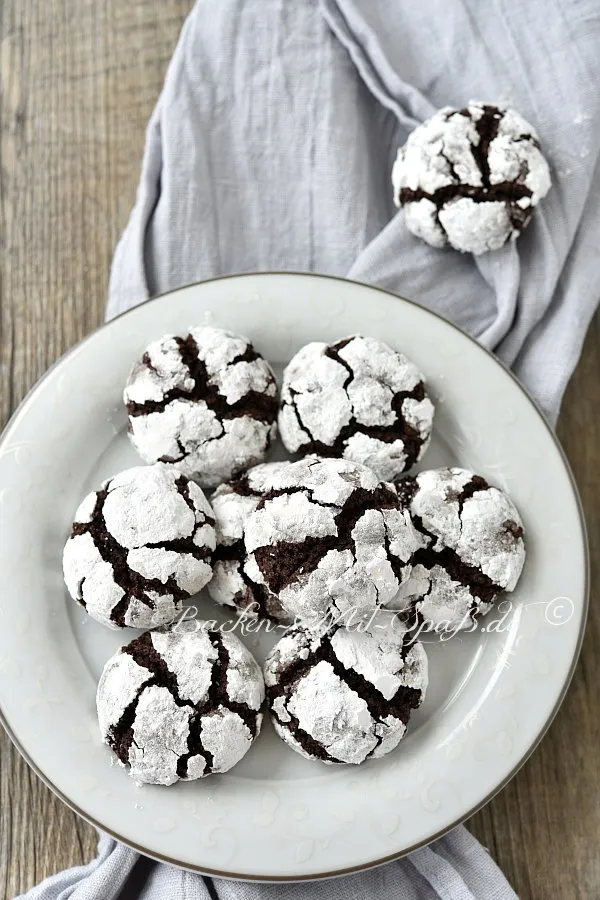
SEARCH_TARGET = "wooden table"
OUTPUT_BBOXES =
[0,3,598,898]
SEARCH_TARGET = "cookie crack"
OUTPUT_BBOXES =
[76,577,87,607]
[223,473,265,499]
[228,345,262,366]
[319,637,421,727]
[256,486,341,510]
[176,717,214,778]
[383,528,405,584]
[203,632,261,738]
[267,648,339,763]
[212,535,288,621]
[397,476,498,609]
[292,381,427,463]
[271,703,338,763]
[324,338,355,390]
[454,475,489,513]
[400,105,534,230]
[439,147,462,185]
[141,352,157,373]
[267,630,420,762]
[122,634,214,779]
[106,672,157,765]
[411,543,498,606]
[399,180,532,209]
[127,334,277,425]
[287,389,318,445]
[71,486,187,626]
[471,104,503,189]
[159,437,187,465]
[252,485,399,595]
[111,632,262,779]
[394,475,420,509]
[287,339,427,465]
[175,475,215,525]
[144,537,212,560]
[447,474,488,550]
[238,562,286,621]
[253,534,343,596]
[516,133,540,149]
[124,632,193,707]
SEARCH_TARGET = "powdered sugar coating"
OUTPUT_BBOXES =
[97,626,265,785]
[63,463,216,629]
[241,456,422,624]
[279,336,434,481]
[124,326,278,488]
[264,615,428,765]
[387,468,526,630]
[208,462,291,620]
[392,102,551,255]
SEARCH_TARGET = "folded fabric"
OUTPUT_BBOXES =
[21,830,517,900]
[23,0,600,897]
[107,0,600,423]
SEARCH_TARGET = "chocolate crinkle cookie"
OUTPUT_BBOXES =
[264,615,428,765]
[241,456,422,624]
[63,463,216,629]
[392,102,551,255]
[208,462,291,621]
[388,468,526,631]
[97,627,265,785]
[124,325,278,488]
[278,335,434,482]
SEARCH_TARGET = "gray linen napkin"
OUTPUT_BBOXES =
[20,0,600,897]
[107,0,600,423]
[21,831,516,899]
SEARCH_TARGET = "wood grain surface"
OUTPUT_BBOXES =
[0,3,598,898]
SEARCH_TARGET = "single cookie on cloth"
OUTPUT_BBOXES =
[242,456,422,624]
[392,102,551,255]
[264,615,428,765]
[207,461,292,621]
[63,463,215,629]
[278,335,434,482]
[97,626,265,785]
[124,325,278,488]
[387,468,526,631]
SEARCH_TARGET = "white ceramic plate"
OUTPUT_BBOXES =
[0,273,588,881]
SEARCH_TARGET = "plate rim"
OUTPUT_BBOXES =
[0,271,589,882]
